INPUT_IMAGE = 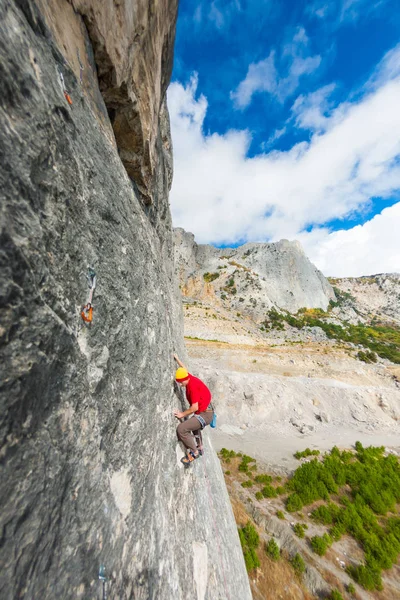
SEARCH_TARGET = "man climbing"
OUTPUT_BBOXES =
[173,353,214,467]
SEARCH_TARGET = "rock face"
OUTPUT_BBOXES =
[0,2,251,599]
[174,227,335,318]
[331,274,400,326]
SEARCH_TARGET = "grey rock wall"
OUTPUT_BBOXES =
[0,2,251,599]
[174,227,335,317]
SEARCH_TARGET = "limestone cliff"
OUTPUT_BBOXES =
[174,227,335,318]
[0,2,251,599]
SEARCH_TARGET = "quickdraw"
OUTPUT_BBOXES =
[81,267,96,323]
[58,68,73,105]
[98,565,107,600]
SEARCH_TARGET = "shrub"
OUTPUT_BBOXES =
[219,448,238,460]
[357,350,378,363]
[293,523,307,538]
[294,448,320,459]
[291,553,306,575]
[238,454,256,472]
[265,538,280,561]
[255,491,263,501]
[261,484,277,498]
[276,510,285,519]
[286,493,303,512]
[347,583,356,595]
[239,521,260,572]
[347,564,383,591]
[311,533,333,556]
[254,474,272,484]
[203,272,219,283]
[241,480,253,488]
[275,486,286,495]
[329,590,344,600]
[225,470,231,475]
[312,503,340,525]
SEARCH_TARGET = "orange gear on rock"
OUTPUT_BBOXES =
[81,303,93,323]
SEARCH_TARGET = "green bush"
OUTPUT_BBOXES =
[219,448,238,460]
[255,491,263,501]
[225,470,231,475]
[238,454,257,472]
[290,553,306,575]
[203,272,219,282]
[254,474,272,484]
[347,583,356,595]
[276,510,285,519]
[261,484,277,498]
[310,533,333,556]
[265,538,280,561]
[241,480,253,488]
[293,523,307,538]
[294,448,320,459]
[286,493,303,512]
[312,503,340,525]
[275,486,286,495]
[329,590,344,600]
[357,350,378,363]
[346,564,383,591]
[239,521,260,572]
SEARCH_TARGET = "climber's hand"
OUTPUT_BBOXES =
[174,410,184,419]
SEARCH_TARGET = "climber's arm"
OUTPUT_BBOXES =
[173,353,187,370]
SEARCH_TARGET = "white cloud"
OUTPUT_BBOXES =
[291,83,337,131]
[261,126,287,151]
[307,0,390,25]
[231,26,321,108]
[298,203,400,277]
[168,45,400,276]
[230,52,277,108]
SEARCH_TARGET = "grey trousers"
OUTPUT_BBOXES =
[177,411,214,452]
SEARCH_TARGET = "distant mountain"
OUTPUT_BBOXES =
[174,227,335,320]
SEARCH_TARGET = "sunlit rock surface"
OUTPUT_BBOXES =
[0,2,251,598]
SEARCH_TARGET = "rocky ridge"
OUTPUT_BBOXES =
[330,274,400,326]
[0,2,251,599]
[174,227,336,319]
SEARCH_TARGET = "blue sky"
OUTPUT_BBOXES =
[168,0,400,276]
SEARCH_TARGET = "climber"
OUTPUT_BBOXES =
[173,353,214,467]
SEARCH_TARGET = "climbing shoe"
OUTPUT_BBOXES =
[181,451,200,468]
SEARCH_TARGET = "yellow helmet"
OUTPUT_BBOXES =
[175,367,189,382]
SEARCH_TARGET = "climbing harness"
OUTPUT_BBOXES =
[99,565,107,600]
[81,267,96,323]
[194,414,207,430]
[77,49,84,83]
[58,68,73,105]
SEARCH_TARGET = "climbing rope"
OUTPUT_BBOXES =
[201,452,231,600]
[77,49,84,83]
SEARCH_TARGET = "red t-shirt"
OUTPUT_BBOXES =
[185,374,211,414]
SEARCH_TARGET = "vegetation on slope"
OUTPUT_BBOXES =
[261,307,400,363]
[219,444,400,593]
